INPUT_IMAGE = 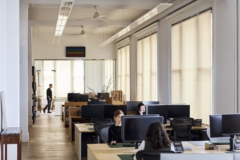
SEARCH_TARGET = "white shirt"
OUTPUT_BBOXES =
[133,140,175,160]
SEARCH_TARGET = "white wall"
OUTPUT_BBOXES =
[32,28,116,60]
[0,0,20,158]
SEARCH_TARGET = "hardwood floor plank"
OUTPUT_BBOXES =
[22,114,77,160]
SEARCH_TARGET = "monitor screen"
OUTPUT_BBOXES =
[121,115,164,142]
[125,101,142,111]
[209,115,229,138]
[104,105,127,119]
[68,93,80,102]
[142,101,159,105]
[147,105,168,122]
[88,101,106,105]
[222,114,240,135]
[97,93,109,99]
[81,105,104,119]
[167,105,190,118]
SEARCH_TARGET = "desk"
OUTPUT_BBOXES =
[87,142,231,160]
[75,123,95,160]
[164,124,208,131]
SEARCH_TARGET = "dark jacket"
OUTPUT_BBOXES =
[108,125,122,143]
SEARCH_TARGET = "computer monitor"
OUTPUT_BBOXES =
[209,115,229,138]
[88,101,106,105]
[222,114,240,136]
[78,95,89,102]
[121,115,164,143]
[104,105,127,119]
[142,101,159,105]
[222,114,240,151]
[167,105,190,118]
[68,93,80,102]
[147,105,168,123]
[97,93,109,99]
[125,101,142,111]
[81,105,104,119]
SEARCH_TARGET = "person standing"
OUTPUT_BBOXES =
[43,84,53,113]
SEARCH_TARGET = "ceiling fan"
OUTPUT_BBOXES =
[66,25,93,38]
[77,6,110,22]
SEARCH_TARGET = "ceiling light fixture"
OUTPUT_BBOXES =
[99,3,172,47]
[52,0,74,45]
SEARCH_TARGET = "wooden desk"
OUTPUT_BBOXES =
[87,142,231,160]
[69,115,82,141]
[75,123,95,160]
[164,124,208,131]
[1,127,22,160]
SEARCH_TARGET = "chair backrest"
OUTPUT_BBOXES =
[171,117,194,141]
[94,124,111,143]
[136,149,175,160]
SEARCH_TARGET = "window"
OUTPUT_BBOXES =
[35,60,115,98]
[171,10,212,123]
[117,45,130,101]
[137,33,157,101]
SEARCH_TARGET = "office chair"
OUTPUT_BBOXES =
[171,117,194,141]
[136,149,175,160]
[94,124,111,143]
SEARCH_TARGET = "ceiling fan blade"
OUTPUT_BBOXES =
[66,33,82,35]
[77,17,93,20]
[100,18,111,22]
[98,15,105,18]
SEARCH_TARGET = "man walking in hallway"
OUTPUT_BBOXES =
[43,84,53,113]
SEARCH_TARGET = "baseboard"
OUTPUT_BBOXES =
[22,132,29,142]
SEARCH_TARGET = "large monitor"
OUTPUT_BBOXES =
[209,115,229,138]
[125,101,142,111]
[147,105,168,122]
[222,114,240,136]
[104,105,127,119]
[81,105,104,119]
[167,105,190,118]
[121,115,164,142]
[142,101,159,105]
[222,114,240,151]
[68,93,80,102]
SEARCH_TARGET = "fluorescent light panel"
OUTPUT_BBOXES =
[52,1,74,45]
[99,3,172,47]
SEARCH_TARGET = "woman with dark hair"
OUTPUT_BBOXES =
[108,110,124,144]
[136,103,146,115]
[134,121,175,160]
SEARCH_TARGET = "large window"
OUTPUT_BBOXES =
[117,45,130,101]
[171,10,212,123]
[35,60,115,98]
[137,33,157,101]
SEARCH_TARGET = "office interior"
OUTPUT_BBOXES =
[0,0,240,158]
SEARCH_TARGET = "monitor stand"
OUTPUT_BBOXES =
[226,135,235,152]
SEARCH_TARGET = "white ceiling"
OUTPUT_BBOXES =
[24,0,164,36]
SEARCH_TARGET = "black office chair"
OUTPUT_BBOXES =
[171,117,195,141]
[94,124,111,143]
[136,149,175,160]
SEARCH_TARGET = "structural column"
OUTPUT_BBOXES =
[20,3,29,142]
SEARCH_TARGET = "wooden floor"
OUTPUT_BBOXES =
[22,114,78,160]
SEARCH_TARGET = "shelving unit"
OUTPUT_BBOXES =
[32,66,37,124]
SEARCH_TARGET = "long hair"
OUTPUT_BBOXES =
[146,121,171,149]
[137,103,145,111]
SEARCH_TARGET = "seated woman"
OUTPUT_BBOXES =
[136,103,146,115]
[134,121,175,160]
[108,110,124,144]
